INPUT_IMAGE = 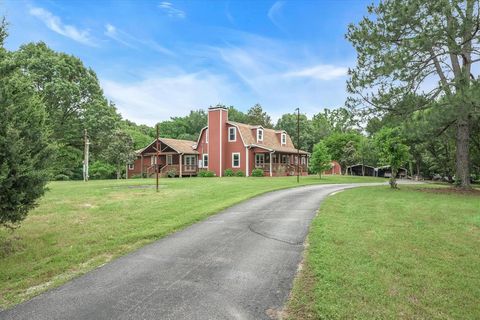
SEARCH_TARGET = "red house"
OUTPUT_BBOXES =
[127,105,309,178]
[194,106,309,177]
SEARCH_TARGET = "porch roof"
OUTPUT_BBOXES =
[136,138,198,155]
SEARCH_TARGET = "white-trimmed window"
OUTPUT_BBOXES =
[128,163,134,170]
[257,128,263,142]
[232,152,240,168]
[281,133,287,145]
[166,154,173,165]
[229,127,236,142]
[301,156,306,165]
[202,154,209,168]
[255,154,265,167]
[205,129,209,143]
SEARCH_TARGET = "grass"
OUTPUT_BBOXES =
[286,185,480,320]
[0,175,382,309]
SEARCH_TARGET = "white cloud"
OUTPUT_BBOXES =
[267,1,286,31]
[158,2,186,19]
[284,65,348,80]
[212,34,351,116]
[29,7,96,46]
[101,69,237,125]
[104,23,135,48]
[104,23,174,56]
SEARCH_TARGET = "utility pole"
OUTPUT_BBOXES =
[295,107,300,183]
[156,124,160,192]
[83,129,90,182]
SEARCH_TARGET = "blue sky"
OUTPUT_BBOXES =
[1,0,370,125]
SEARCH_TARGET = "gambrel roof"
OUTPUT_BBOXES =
[227,121,309,154]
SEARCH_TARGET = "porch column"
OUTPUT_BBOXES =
[179,154,183,177]
[245,147,249,177]
[269,152,273,177]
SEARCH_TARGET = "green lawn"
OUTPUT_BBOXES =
[0,175,381,309]
[286,185,480,320]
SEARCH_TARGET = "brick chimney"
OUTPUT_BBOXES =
[208,105,228,177]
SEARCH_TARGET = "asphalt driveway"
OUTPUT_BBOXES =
[1,183,380,320]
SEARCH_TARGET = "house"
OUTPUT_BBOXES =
[194,106,309,177]
[126,137,199,178]
[127,105,309,178]
[323,160,342,175]
[346,164,376,176]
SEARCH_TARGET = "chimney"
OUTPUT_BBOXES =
[207,105,228,177]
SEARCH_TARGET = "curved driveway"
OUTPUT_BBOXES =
[2,183,382,320]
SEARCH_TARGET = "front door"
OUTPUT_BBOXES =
[184,155,196,172]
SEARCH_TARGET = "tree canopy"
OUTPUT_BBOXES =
[347,0,480,188]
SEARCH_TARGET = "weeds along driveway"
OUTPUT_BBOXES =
[1,183,386,320]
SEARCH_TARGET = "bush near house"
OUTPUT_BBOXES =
[235,170,245,177]
[198,170,215,177]
[224,169,235,177]
[251,168,264,177]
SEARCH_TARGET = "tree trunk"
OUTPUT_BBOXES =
[455,116,471,189]
[389,168,398,189]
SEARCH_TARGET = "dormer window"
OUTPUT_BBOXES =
[228,127,236,142]
[257,128,263,142]
[281,133,287,145]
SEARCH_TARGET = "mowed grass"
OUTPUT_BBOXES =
[0,175,382,309]
[286,185,480,320]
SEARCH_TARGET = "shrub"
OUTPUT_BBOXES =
[199,170,215,177]
[251,168,264,177]
[167,169,177,178]
[54,174,70,181]
[90,161,116,180]
[224,169,235,177]
[235,170,245,177]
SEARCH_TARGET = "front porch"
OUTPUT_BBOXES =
[253,152,308,176]
[145,153,198,177]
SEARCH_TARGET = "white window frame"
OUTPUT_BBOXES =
[128,163,134,170]
[255,154,265,167]
[166,154,173,165]
[257,128,263,142]
[301,156,306,165]
[228,127,236,142]
[281,133,287,145]
[232,152,241,168]
[205,129,209,143]
[202,154,209,168]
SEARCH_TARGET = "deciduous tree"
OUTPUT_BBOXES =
[309,142,332,178]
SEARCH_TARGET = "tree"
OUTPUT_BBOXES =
[374,127,410,189]
[0,21,53,228]
[357,137,378,175]
[347,0,480,189]
[227,106,249,123]
[309,142,332,178]
[102,130,135,179]
[323,132,362,174]
[275,113,314,152]
[247,104,274,128]
[12,42,121,178]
